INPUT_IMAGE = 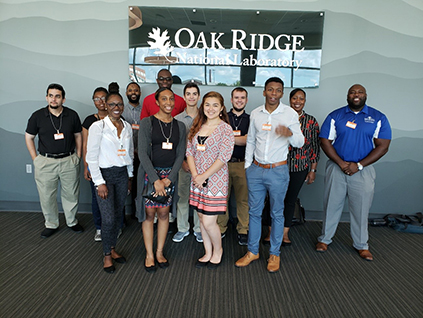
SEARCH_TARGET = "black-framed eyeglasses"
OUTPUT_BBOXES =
[107,103,124,108]
[158,76,172,82]
[93,97,106,102]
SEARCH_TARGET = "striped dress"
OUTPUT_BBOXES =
[187,120,235,215]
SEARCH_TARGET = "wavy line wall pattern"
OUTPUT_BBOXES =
[0,0,422,215]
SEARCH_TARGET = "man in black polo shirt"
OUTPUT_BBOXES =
[25,83,84,238]
[217,87,250,245]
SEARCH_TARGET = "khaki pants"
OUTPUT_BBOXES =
[176,168,200,232]
[217,161,249,234]
[34,153,80,229]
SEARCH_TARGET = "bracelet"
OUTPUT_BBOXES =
[95,183,105,190]
[310,169,317,173]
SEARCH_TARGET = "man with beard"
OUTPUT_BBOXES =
[122,82,142,218]
[140,69,186,119]
[316,84,391,261]
[25,83,83,238]
[217,87,250,246]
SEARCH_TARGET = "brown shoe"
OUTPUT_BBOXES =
[235,251,259,267]
[267,254,280,273]
[316,242,328,252]
[357,249,373,261]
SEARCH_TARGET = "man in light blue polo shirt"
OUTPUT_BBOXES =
[316,84,391,261]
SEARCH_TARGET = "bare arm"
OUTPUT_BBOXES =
[74,132,82,158]
[234,135,247,146]
[25,133,37,160]
[82,128,91,180]
[343,138,391,175]
[192,159,225,190]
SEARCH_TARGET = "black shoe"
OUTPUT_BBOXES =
[195,260,209,268]
[40,228,58,238]
[208,261,221,270]
[221,231,226,239]
[262,238,270,246]
[144,264,156,273]
[238,234,248,246]
[158,260,169,269]
[282,241,292,247]
[112,256,127,264]
[70,223,84,233]
[103,265,115,274]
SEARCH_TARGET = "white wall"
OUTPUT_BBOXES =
[1,0,422,215]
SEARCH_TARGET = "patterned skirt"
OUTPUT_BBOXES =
[189,186,227,215]
[144,167,174,208]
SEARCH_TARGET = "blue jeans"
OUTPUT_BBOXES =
[246,163,289,256]
[89,181,102,230]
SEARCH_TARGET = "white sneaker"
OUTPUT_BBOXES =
[94,229,101,242]
[194,231,203,243]
[172,231,189,242]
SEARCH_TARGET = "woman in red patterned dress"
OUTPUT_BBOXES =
[186,91,235,269]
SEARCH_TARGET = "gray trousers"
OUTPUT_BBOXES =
[318,160,375,250]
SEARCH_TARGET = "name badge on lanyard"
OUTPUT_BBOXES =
[197,144,206,151]
[233,130,241,136]
[132,124,139,130]
[54,133,64,140]
[162,142,173,150]
[262,123,271,131]
[118,149,127,156]
[346,121,357,129]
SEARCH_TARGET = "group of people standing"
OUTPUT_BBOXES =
[25,69,391,274]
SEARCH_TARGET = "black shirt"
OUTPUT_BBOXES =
[228,110,250,160]
[82,114,99,130]
[151,117,179,167]
[26,106,82,155]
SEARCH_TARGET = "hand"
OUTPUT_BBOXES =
[305,171,316,184]
[153,179,166,197]
[275,125,293,137]
[127,179,132,194]
[84,167,91,181]
[182,160,190,173]
[97,184,108,199]
[341,162,358,176]
[161,178,171,188]
[193,174,207,190]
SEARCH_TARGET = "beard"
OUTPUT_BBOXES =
[49,105,59,109]
[127,94,140,104]
[233,105,246,112]
[347,97,366,111]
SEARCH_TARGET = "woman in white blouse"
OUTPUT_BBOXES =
[86,91,134,274]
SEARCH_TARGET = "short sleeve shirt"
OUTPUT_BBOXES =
[319,105,391,162]
[26,106,82,155]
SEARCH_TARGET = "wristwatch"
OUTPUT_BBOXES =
[310,169,317,173]
[357,162,363,171]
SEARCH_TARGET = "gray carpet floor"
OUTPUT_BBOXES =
[0,211,422,318]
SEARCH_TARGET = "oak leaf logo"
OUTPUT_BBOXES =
[147,27,174,61]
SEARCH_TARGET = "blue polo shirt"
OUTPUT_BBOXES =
[319,105,391,162]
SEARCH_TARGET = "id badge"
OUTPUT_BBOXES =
[118,149,127,156]
[346,121,357,129]
[233,130,241,136]
[262,123,272,131]
[54,133,64,140]
[197,144,206,151]
[132,124,140,130]
[162,142,173,150]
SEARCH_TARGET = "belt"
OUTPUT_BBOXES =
[41,150,75,159]
[229,158,245,163]
[253,159,287,169]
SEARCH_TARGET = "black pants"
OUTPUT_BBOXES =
[96,166,128,255]
[262,170,308,228]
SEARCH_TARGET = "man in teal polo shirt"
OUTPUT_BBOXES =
[316,84,391,261]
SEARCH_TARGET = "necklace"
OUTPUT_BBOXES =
[158,118,173,143]
[49,110,63,134]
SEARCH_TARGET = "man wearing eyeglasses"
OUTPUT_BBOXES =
[25,83,84,238]
[140,69,186,119]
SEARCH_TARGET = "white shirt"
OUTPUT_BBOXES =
[245,103,304,169]
[86,116,134,186]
